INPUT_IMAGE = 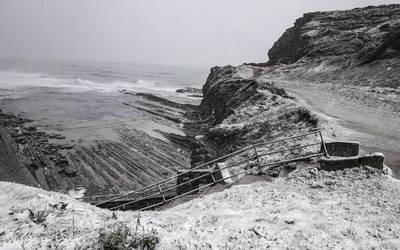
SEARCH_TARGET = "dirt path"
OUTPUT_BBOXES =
[277,82,400,176]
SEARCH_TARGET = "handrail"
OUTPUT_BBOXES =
[108,130,324,210]
[89,129,321,205]
[120,152,325,211]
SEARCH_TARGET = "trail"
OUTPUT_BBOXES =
[278,82,400,177]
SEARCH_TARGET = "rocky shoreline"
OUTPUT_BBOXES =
[0,93,201,196]
[0,66,320,197]
[0,110,73,189]
[1,3,399,199]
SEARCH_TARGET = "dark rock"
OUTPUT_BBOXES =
[48,134,66,140]
[56,159,69,168]
[200,66,291,124]
[176,87,203,95]
[60,166,77,177]
[268,4,400,65]
[187,94,203,98]
[26,126,37,132]
[15,137,27,144]
[59,144,73,150]
[359,153,385,169]
[322,141,360,157]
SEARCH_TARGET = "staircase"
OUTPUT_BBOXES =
[81,129,328,211]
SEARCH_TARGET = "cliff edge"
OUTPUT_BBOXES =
[267,4,400,91]
[268,4,400,66]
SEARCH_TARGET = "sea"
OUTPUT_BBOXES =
[0,57,209,143]
[0,57,208,99]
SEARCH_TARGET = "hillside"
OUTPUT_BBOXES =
[1,166,400,249]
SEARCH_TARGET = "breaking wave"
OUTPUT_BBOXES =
[0,70,179,99]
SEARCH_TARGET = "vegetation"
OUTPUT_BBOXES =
[96,222,160,250]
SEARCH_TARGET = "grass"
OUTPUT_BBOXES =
[95,220,160,250]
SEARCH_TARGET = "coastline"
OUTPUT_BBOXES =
[0,88,204,196]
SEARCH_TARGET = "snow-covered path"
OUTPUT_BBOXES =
[277,82,400,177]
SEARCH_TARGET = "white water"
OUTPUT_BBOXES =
[0,58,207,143]
[0,57,208,99]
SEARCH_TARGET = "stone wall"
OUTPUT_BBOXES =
[320,153,385,171]
[322,141,360,157]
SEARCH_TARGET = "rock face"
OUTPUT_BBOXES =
[200,65,258,123]
[198,65,319,157]
[262,4,400,174]
[268,4,400,65]
[200,66,289,124]
[264,3,400,114]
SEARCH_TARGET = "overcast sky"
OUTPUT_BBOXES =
[0,0,398,67]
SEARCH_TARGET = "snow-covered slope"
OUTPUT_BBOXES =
[1,166,400,249]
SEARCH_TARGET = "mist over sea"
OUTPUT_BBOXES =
[0,57,208,143]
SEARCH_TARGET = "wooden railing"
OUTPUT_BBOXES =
[82,128,328,211]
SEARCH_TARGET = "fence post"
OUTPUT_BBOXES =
[157,184,166,203]
[207,164,217,184]
[319,130,330,158]
[253,146,262,174]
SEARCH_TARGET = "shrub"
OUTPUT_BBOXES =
[27,208,49,224]
[97,223,160,250]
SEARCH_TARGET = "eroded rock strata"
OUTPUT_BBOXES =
[0,96,197,196]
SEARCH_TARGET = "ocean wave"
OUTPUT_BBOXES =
[0,70,179,95]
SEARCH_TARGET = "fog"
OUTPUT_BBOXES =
[0,0,398,66]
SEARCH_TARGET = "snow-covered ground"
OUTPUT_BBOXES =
[1,165,400,249]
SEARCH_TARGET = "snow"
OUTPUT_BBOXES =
[1,165,400,249]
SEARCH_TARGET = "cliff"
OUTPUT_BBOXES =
[197,65,318,160]
[193,4,400,173]
[268,4,400,65]
[266,4,400,91]
[263,4,400,173]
